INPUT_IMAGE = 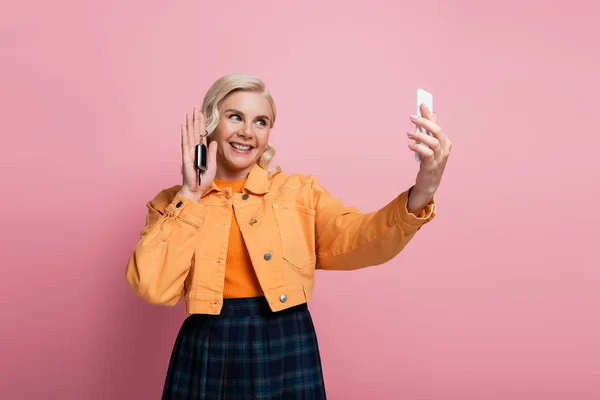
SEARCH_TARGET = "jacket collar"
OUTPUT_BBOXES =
[243,163,270,195]
[202,164,270,197]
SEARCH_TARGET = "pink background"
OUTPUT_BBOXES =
[1,0,599,398]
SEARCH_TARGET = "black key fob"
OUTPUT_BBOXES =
[194,143,208,185]
[195,143,208,171]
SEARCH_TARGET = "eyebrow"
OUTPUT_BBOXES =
[224,108,271,121]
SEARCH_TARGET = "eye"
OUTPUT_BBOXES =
[229,114,242,121]
[256,119,267,127]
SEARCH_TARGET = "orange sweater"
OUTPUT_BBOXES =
[214,178,263,298]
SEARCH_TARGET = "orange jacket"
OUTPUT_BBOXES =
[125,164,436,315]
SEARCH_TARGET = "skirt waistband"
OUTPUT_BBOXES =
[218,296,307,318]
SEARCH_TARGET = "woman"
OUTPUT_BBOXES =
[126,73,451,399]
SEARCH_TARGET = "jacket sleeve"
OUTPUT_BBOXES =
[312,179,436,271]
[125,186,207,306]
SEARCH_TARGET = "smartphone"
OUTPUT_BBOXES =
[415,88,433,162]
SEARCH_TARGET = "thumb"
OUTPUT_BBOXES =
[203,141,218,181]
[208,141,218,167]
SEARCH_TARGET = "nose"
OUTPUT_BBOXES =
[240,121,253,139]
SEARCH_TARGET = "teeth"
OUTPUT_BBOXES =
[231,143,251,151]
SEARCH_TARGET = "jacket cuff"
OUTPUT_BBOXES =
[164,193,208,228]
[394,188,436,230]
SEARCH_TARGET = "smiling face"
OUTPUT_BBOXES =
[209,90,274,181]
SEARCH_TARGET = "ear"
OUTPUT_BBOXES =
[206,131,214,144]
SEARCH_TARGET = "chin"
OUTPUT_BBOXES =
[226,145,258,163]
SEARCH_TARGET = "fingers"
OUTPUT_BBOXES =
[410,112,450,150]
[183,109,203,167]
[186,112,193,135]
[181,109,214,196]
[419,103,434,120]
[408,108,452,162]
[409,142,434,161]
[415,105,440,134]
[207,141,218,171]
[407,130,440,156]
[186,112,196,148]
[200,141,219,186]
[181,125,190,163]
[193,109,200,144]
[410,113,441,137]
[193,108,203,145]
[200,111,206,139]
[419,104,438,124]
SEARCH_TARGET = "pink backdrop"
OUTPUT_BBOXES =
[2,1,599,398]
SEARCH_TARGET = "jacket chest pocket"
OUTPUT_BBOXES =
[272,204,316,269]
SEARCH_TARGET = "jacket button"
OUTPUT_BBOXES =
[279,294,287,303]
[250,218,257,225]
[242,193,249,200]
[264,252,272,261]
[176,201,183,208]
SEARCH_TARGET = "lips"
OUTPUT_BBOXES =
[230,142,254,151]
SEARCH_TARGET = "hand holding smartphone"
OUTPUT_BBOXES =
[414,88,433,162]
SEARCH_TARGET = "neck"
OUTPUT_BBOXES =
[215,163,254,181]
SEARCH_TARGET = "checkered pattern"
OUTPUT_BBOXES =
[161,297,327,399]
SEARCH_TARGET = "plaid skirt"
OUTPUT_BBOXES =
[161,297,327,399]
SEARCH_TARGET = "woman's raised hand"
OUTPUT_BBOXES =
[406,105,452,214]
[178,108,218,202]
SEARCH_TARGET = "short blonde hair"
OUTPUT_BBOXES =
[202,73,278,172]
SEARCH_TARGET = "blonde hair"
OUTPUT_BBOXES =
[202,73,279,173]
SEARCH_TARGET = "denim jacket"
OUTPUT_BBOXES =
[126,164,436,315]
